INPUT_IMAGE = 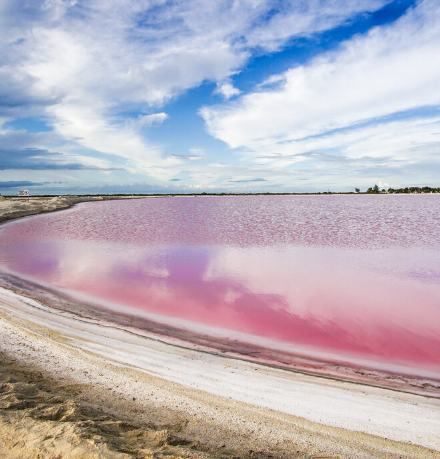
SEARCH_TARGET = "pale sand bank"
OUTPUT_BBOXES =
[0,196,102,224]
[0,195,161,225]
[1,198,440,458]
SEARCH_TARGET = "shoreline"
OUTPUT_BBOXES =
[1,198,440,458]
[1,268,439,400]
[0,194,164,225]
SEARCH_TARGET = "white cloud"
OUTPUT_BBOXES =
[215,82,241,100]
[245,0,393,51]
[243,115,440,189]
[135,113,169,127]
[253,116,440,162]
[0,0,398,182]
[202,0,440,152]
[49,102,163,170]
[1,0,394,111]
[42,0,77,21]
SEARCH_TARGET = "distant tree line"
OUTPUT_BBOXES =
[366,185,440,194]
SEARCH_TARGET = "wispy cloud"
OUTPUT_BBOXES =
[201,0,440,160]
[170,154,207,161]
[244,0,393,51]
[228,178,268,183]
[0,180,53,188]
[0,148,119,170]
[133,113,169,127]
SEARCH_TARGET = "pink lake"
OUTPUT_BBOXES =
[0,195,440,377]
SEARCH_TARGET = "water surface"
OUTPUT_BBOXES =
[1,195,439,376]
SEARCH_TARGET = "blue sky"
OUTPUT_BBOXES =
[1,0,440,194]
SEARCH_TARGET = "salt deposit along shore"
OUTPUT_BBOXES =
[1,198,440,458]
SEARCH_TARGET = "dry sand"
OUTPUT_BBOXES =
[0,194,157,225]
[1,197,440,459]
[0,195,102,224]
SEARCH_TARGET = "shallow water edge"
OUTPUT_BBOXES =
[1,269,439,399]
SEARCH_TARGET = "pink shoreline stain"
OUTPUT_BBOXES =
[0,195,440,375]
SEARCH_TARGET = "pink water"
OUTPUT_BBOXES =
[1,195,440,375]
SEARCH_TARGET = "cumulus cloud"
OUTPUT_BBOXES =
[215,82,241,100]
[0,0,393,178]
[201,0,440,157]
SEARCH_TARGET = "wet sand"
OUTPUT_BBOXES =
[1,197,440,458]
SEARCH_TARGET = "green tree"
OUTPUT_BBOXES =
[366,184,380,194]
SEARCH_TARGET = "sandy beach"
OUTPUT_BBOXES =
[1,197,440,459]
